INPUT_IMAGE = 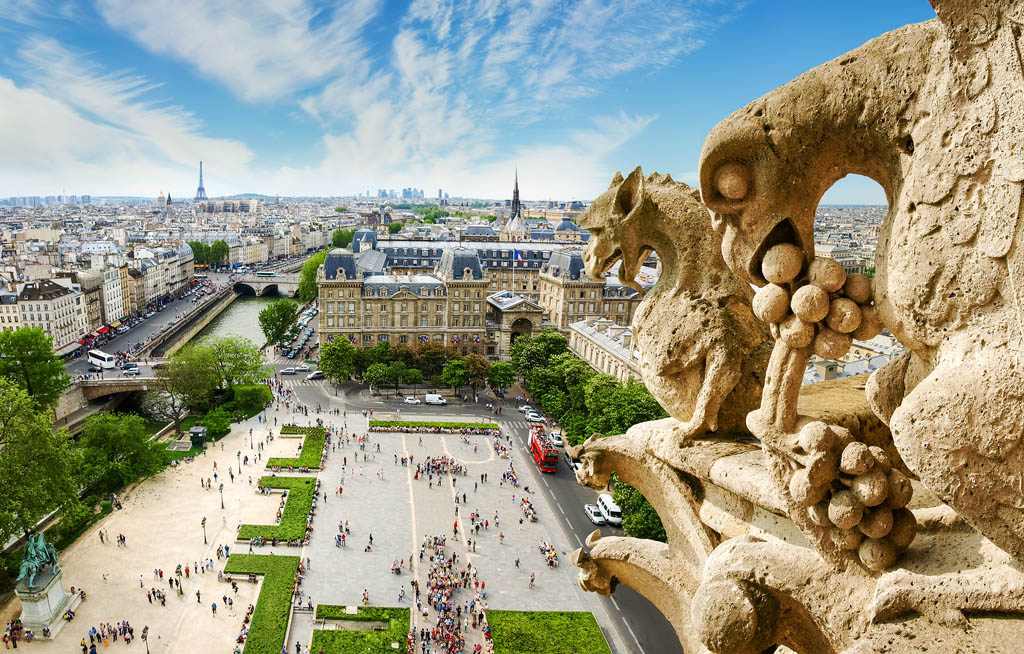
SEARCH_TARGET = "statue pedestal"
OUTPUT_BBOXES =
[15,567,78,639]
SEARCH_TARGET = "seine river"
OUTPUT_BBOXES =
[193,294,275,347]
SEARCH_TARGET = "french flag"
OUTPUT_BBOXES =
[513,248,524,264]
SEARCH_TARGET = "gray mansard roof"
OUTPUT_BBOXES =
[542,248,587,280]
[362,274,447,298]
[437,247,483,280]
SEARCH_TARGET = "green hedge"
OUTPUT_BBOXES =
[223,554,300,654]
[311,606,410,653]
[267,425,326,469]
[233,384,273,416]
[238,476,315,541]
[315,606,402,622]
[368,420,499,430]
[487,611,610,654]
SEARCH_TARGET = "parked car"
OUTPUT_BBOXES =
[295,364,311,372]
[403,397,421,405]
[281,367,296,375]
[120,362,139,370]
[87,365,102,373]
[123,367,141,376]
[518,404,535,413]
[526,412,546,423]
[584,504,606,525]
[306,370,324,380]
[549,432,564,447]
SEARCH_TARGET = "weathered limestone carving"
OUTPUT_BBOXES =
[571,2,1024,651]
[578,168,771,461]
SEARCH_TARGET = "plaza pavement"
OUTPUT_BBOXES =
[2,398,627,653]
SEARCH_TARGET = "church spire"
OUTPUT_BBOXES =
[510,167,521,220]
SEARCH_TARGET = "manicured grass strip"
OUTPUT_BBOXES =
[487,610,611,654]
[311,606,410,653]
[237,476,315,541]
[368,420,499,430]
[224,554,301,654]
[267,425,326,469]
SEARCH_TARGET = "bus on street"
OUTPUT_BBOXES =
[87,349,116,369]
[529,426,559,473]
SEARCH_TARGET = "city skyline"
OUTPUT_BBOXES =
[0,1,934,202]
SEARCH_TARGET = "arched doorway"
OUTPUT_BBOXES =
[510,317,533,344]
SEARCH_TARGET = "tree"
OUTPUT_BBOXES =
[613,481,667,542]
[489,362,515,393]
[0,327,71,410]
[188,241,210,266]
[388,222,403,234]
[364,363,389,392]
[203,407,232,439]
[510,329,567,377]
[258,299,298,346]
[332,229,354,248]
[333,206,348,213]
[403,368,424,395]
[319,339,357,384]
[79,412,162,492]
[145,344,218,434]
[413,342,450,378]
[368,341,392,366]
[463,354,491,395]
[0,380,78,545]
[204,336,268,389]
[298,250,326,302]
[387,361,408,396]
[440,360,468,396]
[209,239,230,267]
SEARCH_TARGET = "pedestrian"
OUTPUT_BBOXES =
[211,602,217,616]
[197,590,201,603]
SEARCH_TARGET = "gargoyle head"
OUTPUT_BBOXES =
[579,166,650,293]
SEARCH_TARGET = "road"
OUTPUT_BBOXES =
[281,377,683,654]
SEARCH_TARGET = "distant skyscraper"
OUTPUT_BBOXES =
[194,161,208,201]
[438,188,443,200]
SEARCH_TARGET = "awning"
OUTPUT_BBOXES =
[97,326,110,334]
[55,341,81,356]
[110,321,121,328]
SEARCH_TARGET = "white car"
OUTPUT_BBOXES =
[295,364,311,372]
[526,412,546,423]
[584,504,606,525]
[549,433,564,447]
[403,397,421,405]
[306,370,324,380]
[518,404,535,413]
[280,367,296,375]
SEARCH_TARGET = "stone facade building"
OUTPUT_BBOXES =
[17,278,86,355]
[568,317,640,383]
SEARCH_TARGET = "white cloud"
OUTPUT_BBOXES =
[0,38,252,196]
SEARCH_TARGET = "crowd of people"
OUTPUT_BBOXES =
[369,424,501,437]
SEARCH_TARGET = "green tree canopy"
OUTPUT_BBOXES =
[258,299,299,346]
[203,407,232,439]
[0,327,71,410]
[331,229,354,248]
[146,343,219,433]
[189,240,210,266]
[403,368,424,392]
[412,342,449,378]
[209,239,230,265]
[203,335,268,389]
[463,354,491,394]
[488,361,515,392]
[387,361,408,394]
[333,206,348,213]
[613,480,667,542]
[440,359,468,395]
[368,341,392,366]
[388,222,403,234]
[510,329,567,377]
[79,412,162,492]
[0,380,78,542]
[364,362,389,391]
[319,339,357,383]
[298,250,326,302]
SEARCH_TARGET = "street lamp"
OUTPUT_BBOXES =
[201,516,207,544]
[142,626,150,654]
[219,483,224,509]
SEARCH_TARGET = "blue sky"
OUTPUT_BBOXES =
[0,0,937,202]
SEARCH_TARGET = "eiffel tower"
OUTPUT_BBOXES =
[194,161,208,201]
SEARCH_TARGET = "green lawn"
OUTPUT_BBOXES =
[486,610,611,654]
[310,606,410,653]
[267,425,326,469]
[237,476,315,541]
[223,554,301,654]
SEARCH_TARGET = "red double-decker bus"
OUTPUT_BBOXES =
[529,427,558,473]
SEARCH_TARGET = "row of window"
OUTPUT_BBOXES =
[325,316,482,328]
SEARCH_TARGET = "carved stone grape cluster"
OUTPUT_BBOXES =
[789,421,917,571]
[752,243,881,358]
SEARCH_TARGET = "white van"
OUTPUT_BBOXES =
[424,393,447,405]
[596,493,623,526]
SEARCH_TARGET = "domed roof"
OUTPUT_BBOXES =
[555,217,579,232]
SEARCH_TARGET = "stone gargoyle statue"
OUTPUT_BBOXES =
[577,167,770,462]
